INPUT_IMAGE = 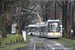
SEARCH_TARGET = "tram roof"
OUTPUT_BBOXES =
[36,22,47,27]
[47,20,59,22]
[39,24,47,27]
[28,24,36,27]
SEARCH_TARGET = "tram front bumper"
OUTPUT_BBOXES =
[47,33,61,38]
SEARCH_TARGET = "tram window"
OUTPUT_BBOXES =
[41,27,45,32]
[48,22,60,32]
[29,27,36,32]
[41,27,43,32]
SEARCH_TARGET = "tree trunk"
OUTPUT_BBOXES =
[67,3,71,38]
[63,1,68,38]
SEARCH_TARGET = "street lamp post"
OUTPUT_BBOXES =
[31,12,41,23]
[22,8,41,23]
[21,6,23,32]
[54,0,56,20]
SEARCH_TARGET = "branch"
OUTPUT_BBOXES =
[57,1,68,8]
[56,1,62,7]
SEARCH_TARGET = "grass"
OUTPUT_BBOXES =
[0,34,23,47]
[35,43,42,45]
[0,34,29,50]
[60,37,75,44]
[2,44,28,50]
[6,34,22,37]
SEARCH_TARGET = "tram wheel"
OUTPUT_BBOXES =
[30,33,32,36]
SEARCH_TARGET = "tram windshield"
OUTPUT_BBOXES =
[28,27,36,32]
[48,22,60,32]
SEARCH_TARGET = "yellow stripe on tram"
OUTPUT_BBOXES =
[53,33,55,36]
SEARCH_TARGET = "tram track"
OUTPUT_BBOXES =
[41,38,72,50]
[33,37,70,50]
[41,41,48,50]
[33,38,47,50]
[29,37,72,50]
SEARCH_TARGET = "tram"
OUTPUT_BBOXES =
[27,24,36,36]
[39,22,47,37]
[46,20,61,38]
[35,23,40,36]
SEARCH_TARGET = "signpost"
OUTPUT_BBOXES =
[22,31,26,41]
[11,23,16,34]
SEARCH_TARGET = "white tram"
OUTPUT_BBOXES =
[27,24,36,36]
[39,22,47,37]
[46,20,61,38]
